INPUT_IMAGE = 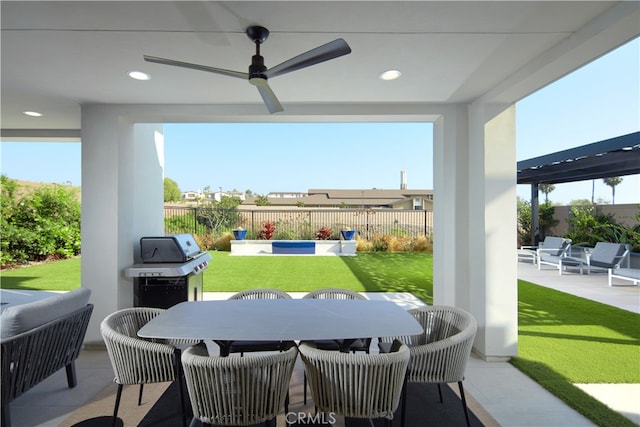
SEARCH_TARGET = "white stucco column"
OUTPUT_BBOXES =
[433,103,518,360]
[433,106,470,308]
[81,106,164,345]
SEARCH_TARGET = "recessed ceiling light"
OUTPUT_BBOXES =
[379,70,402,81]
[23,111,43,117]
[128,71,150,81]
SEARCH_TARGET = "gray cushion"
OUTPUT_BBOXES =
[590,242,626,268]
[1,288,91,339]
[540,237,568,256]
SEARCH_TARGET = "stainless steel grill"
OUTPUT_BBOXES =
[124,234,211,308]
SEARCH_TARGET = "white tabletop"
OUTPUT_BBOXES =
[138,299,423,342]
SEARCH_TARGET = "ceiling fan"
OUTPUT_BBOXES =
[144,26,351,114]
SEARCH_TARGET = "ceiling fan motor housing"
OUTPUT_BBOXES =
[249,55,267,81]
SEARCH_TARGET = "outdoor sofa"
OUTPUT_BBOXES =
[1,288,93,427]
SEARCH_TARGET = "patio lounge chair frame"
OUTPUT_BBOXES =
[608,267,640,286]
[534,236,572,272]
[558,242,631,275]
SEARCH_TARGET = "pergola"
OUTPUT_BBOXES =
[518,131,640,245]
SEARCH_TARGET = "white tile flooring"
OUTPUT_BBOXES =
[7,262,640,426]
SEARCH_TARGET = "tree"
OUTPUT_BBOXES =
[255,195,271,206]
[516,197,532,247]
[538,183,556,203]
[164,177,181,202]
[603,177,623,204]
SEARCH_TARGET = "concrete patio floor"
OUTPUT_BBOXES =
[5,262,639,426]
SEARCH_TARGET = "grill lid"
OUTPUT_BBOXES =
[140,234,201,263]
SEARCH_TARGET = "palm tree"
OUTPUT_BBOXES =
[603,177,623,204]
[539,183,556,203]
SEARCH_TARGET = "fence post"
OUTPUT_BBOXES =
[193,207,198,235]
[424,210,427,236]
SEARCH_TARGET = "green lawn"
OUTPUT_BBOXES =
[2,251,638,426]
[208,252,433,304]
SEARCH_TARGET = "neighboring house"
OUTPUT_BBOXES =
[242,188,433,210]
[205,190,246,202]
[181,190,204,201]
[182,190,246,202]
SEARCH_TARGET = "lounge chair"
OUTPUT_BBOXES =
[534,236,572,271]
[608,267,640,286]
[559,242,631,275]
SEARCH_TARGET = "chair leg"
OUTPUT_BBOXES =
[437,383,443,403]
[174,348,188,427]
[138,384,144,405]
[303,372,308,404]
[400,377,407,427]
[112,384,123,427]
[458,381,472,427]
[65,362,78,388]
[1,403,11,427]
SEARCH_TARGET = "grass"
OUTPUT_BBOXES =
[208,252,434,304]
[512,280,640,427]
[1,257,81,290]
[2,252,638,426]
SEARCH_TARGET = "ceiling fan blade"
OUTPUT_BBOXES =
[144,55,248,79]
[264,38,351,79]
[252,78,283,114]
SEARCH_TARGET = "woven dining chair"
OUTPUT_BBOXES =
[100,307,189,427]
[379,305,478,427]
[298,341,410,427]
[301,288,372,403]
[227,288,294,355]
[181,342,298,427]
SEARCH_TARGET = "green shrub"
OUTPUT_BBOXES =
[1,177,81,268]
[566,205,640,251]
[274,230,296,240]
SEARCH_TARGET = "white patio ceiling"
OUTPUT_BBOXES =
[2,1,638,134]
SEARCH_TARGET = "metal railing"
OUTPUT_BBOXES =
[164,207,433,239]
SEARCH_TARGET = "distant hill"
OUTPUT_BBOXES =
[14,179,81,201]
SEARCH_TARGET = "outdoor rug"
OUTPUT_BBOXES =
[140,381,488,426]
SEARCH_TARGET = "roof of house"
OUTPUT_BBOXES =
[243,188,433,207]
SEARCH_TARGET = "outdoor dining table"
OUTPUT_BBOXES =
[137,299,423,356]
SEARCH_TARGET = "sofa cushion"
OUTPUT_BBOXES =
[1,288,91,339]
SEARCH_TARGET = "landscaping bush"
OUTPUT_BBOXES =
[566,205,640,251]
[1,177,81,268]
[274,230,296,240]
[213,232,233,251]
[258,221,276,240]
[356,236,373,252]
[315,226,332,240]
[194,233,215,251]
[412,235,433,252]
